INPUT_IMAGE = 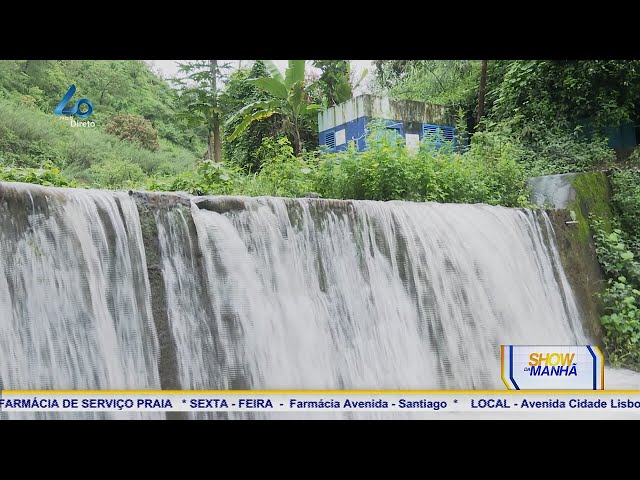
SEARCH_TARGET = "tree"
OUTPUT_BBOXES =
[373,60,481,131]
[489,60,640,131]
[226,60,323,155]
[373,60,414,89]
[313,60,367,107]
[476,60,488,126]
[173,60,231,162]
[83,61,130,105]
[221,61,280,171]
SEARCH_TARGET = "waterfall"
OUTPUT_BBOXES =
[172,197,586,393]
[0,183,160,419]
[1,182,639,419]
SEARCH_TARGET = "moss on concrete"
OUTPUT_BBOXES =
[548,210,606,345]
[545,172,614,346]
[567,172,615,241]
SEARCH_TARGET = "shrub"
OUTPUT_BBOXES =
[147,160,246,196]
[610,169,640,257]
[628,147,640,166]
[481,118,616,177]
[89,157,146,189]
[105,113,160,151]
[313,121,529,206]
[0,163,75,187]
[593,218,640,370]
[254,136,316,198]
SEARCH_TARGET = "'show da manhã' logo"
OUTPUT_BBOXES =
[53,85,93,118]
[501,345,604,390]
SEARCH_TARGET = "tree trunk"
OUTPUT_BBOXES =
[210,60,222,162]
[207,131,214,161]
[292,122,302,156]
[213,115,222,161]
[476,60,488,127]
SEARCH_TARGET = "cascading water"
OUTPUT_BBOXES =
[0,183,161,419]
[1,182,639,419]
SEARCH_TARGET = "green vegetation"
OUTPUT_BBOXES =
[313,60,367,107]
[221,62,280,172]
[4,59,634,195]
[566,172,615,243]
[0,100,196,186]
[593,220,640,370]
[0,163,75,187]
[610,169,640,257]
[104,114,160,152]
[590,167,640,370]
[374,60,479,112]
[172,60,231,162]
[143,124,527,207]
[0,60,204,153]
[226,60,323,155]
[315,122,527,205]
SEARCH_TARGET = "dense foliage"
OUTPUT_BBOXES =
[0,100,196,186]
[490,60,640,130]
[592,163,640,371]
[226,60,322,155]
[221,61,280,171]
[610,169,640,257]
[482,120,616,177]
[144,122,528,207]
[104,113,160,151]
[375,60,640,135]
[593,219,640,370]
[374,60,480,114]
[375,60,639,180]
[315,122,527,205]
[0,163,75,187]
[0,60,205,153]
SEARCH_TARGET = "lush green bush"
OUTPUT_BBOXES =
[0,163,76,187]
[610,169,640,257]
[314,121,529,206]
[518,131,615,177]
[480,118,616,177]
[252,136,316,197]
[147,136,317,198]
[600,278,640,368]
[490,61,640,132]
[594,223,640,285]
[89,157,146,189]
[0,100,67,168]
[593,219,640,370]
[627,147,640,166]
[147,159,246,196]
[105,113,160,151]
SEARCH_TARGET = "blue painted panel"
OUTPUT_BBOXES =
[320,116,456,152]
[576,119,638,151]
[422,123,456,149]
[319,116,371,152]
[605,122,637,150]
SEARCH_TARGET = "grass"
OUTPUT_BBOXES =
[0,100,199,187]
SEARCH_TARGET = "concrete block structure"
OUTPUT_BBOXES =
[318,95,455,152]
